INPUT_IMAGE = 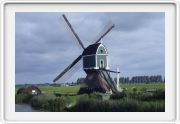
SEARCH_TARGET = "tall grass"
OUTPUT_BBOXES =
[68,90,165,112]
[30,94,76,112]
[70,98,165,112]
[15,94,33,104]
[110,92,127,100]
[30,94,56,110]
[128,89,165,101]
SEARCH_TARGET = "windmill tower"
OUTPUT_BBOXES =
[53,14,121,94]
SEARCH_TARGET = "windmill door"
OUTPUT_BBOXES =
[100,59,104,68]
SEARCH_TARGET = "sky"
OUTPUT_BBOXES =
[15,12,165,84]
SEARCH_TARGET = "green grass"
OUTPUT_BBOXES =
[121,83,164,91]
[38,85,80,94]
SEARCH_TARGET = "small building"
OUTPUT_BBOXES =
[82,43,109,71]
[17,85,41,95]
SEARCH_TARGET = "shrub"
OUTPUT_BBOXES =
[140,87,147,92]
[64,96,77,108]
[30,94,68,112]
[135,92,154,101]
[48,96,66,112]
[153,89,165,100]
[89,92,102,100]
[132,87,137,92]
[128,89,165,101]
[139,100,165,112]
[117,98,139,112]
[110,92,127,100]
[71,98,95,112]
[122,88,128,92]
[30,94,56,110]
[77,94,89,101]
[15,94,33,104]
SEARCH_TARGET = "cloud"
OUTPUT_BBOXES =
[15,12,165,84]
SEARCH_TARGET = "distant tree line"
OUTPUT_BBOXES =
[76,78,85,84]
[76,75,165,84]
[115,75,165,84]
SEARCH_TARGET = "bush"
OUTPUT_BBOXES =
[139,100,165,112]
[89,92,102,99]
[77,94,89,101]
[110,92,127,100]
[132,87,137,92]
[63,96,77,108]
[30,94,56,110]
[122,88,128,92]
[140,87,147,92]
[130,92,154,101]
[117,98,139,112]
[153,89,165,100]
[128,89,165,101]
[48,96,66,112]
[15,94,33,104]
[30,94,68,112]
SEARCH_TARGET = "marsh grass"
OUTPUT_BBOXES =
[15,94,33,104]
[69,98,164,112]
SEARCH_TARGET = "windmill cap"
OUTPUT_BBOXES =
[82,43,101,56]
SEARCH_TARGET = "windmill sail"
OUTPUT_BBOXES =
[62,14,85,49]
[53,55,82,82]
[94,23,114,44]
[59,16,82,50]
[54,60,82,83]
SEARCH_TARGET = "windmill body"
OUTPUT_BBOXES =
[82,43,109,72]
[53,14,121,94]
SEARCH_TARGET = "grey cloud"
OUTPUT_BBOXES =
[107,12,164,31]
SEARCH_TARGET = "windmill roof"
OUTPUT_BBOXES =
[82,43,101,56]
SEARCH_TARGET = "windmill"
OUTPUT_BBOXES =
[53,14,122,94]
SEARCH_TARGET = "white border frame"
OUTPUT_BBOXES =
[1,0,179,123]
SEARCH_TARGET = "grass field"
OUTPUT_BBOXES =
[41,83,164,94]
[121,83,164,91]
[16,83,164,94]
[39,85,80,94]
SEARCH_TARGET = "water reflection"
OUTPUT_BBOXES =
[15,104,39,112]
